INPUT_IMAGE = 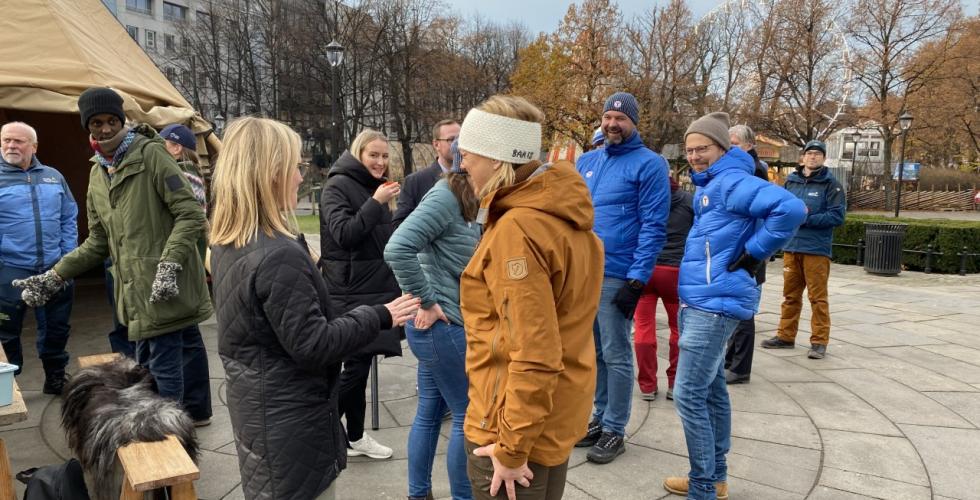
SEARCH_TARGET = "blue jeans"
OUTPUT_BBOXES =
[405,320,471,500]
[0,265,74,377]
[136,325,212,421]
[591,276,634,436]
[674,307,740,500]
[104,259,134,358]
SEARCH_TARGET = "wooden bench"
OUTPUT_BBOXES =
[77,353,201,499]
[0,348,28,498]
[117,435,199,499]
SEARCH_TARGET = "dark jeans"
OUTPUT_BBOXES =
[0,265,74,377]
[338,352,374,443]
[725,318,755,376]
[465,440,567,500]
[135,325,212,421]
[104,259,135,358]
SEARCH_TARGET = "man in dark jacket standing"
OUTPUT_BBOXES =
[724,124,770,384]
[575,91,670,464]
[392,119,459,228]
[0,121,78,394]
[762,140,845,360]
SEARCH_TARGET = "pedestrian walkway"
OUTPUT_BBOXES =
[5,257,980,499]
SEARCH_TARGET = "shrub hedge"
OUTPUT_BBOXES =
[831,214,980,274]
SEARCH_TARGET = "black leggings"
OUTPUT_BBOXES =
[338,352,375,443]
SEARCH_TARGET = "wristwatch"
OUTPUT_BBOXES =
[627,279,644,290]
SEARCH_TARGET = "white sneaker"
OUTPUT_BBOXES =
[347,433,392,459]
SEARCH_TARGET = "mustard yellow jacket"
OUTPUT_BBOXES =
[460,160,603,468]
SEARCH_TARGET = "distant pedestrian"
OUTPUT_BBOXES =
[393,119,460,227]
[762,139,846,359]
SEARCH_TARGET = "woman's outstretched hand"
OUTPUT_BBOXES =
[385,293,421,326]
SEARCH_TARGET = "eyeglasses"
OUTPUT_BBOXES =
[685,144,715,156]
[434,136,458,143]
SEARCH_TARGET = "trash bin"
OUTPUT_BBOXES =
[864,222,907,275]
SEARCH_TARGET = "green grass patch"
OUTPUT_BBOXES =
[296,214,319,234]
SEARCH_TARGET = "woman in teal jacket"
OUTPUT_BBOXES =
[384,141,480,500]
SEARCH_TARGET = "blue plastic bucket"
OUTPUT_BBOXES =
[0,362,18,406]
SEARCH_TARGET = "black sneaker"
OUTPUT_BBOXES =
[808,344,827,359]
[575,419,602,448]
[42,374,67,396]
[761,336,795,349]
[586,432,625,464]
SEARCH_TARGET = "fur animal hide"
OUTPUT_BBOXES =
[60,357,199,500]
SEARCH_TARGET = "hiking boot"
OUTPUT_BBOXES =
[347,433,393,459]
[575,418,602,448]
[666,387,674,401]
[725,370,750,385]
[808,344,827,359]
[761,336,795,349]
[42,373,67,396]
[663,476,729,499]
[586,432,625,464]
[641,389,658,401]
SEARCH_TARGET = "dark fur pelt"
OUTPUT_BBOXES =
[61,357,199,500]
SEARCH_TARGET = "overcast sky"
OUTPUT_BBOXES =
[444,0,978,36]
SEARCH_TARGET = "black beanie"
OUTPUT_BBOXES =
[78,87,125,129]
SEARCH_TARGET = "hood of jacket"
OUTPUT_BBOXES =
[328,150,385,189]
[691,147,754,187]
[480,161,593,231]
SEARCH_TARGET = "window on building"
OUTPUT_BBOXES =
[145,30,157,51]
[126,0,152,15]
[181,37,191,52]
[180,70,192,88]
[126,25,139,41]
[163,2,187,21]
[165,67,177,80]
[164,34,176,52]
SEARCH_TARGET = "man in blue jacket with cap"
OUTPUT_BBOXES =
[762,140,846,359]
[575,91,670,464]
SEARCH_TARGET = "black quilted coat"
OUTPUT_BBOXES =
[319,151,403,356]
[211,233,391,500]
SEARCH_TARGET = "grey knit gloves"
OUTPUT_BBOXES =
[149,261,182,303]
[13,269,67,307]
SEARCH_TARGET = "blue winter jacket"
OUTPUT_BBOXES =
[576,131,670,283]
[782,167,846,257]
[679,148,806,320]
[384,180,481,326]
[0,156,78,271]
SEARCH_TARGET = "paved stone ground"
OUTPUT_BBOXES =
[5,257,980,499]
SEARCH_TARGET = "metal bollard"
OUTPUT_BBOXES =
[856,239,865,266]
[959,246,969,276]
[924,244,934,274]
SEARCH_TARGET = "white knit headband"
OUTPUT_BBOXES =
[458,108,542,165]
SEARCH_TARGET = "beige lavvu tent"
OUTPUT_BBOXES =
[0,0,218,241]
[0,0,216,142]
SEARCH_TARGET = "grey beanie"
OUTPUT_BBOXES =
[603,92,640,125]
[685,112,731,151]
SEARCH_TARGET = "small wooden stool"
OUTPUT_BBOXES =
[117,435,199,499]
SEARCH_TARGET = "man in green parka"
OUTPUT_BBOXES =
[14,87,213,425]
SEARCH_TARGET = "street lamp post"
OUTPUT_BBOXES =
[895,112,913,218]
[326,39,344,166]
[851,130,862,169]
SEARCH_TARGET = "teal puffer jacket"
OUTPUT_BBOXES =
[384,180,480,325]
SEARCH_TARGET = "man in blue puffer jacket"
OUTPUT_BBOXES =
[662,112,806,500]
[762,140,846,360]
[0,122,78,393]
[575,91,670,464]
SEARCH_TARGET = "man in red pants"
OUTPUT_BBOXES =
[633,177,693,401]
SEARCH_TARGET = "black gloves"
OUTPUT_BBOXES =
[13,269,66,307]
[149,261,183,303]
[727,252,763,278]
[613,280,644,319]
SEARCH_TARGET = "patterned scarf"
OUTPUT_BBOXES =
[94,129,137,175]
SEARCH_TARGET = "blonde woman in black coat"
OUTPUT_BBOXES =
[209,117,418,500]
